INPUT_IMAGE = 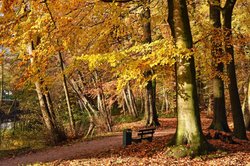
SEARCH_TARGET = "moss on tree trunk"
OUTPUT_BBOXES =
[167,0,214,157]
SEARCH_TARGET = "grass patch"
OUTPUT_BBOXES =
[158,111,177,118]
[113,114,143,124]
[0,126,47,159]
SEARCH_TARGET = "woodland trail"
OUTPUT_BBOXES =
[0,128,176,166]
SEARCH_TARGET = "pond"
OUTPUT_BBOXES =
[0,121,14,130]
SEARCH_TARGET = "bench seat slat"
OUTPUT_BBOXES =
[138,131,154,135]
[138,128,156,132]
[130,128,156,143]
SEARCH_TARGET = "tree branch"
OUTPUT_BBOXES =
[207,0,223,11]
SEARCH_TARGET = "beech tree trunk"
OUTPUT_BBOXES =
[161,88,170,112]
[143,2,160,127]
[123,84,138,117]
[223,0,247,139]
[207,85,213,117]
[167,0,213,156]
[144,79,160,126]
[0,57,3,106]
[44,0,75,136]
[70,78,98,137]
[94,72,112,132]
[242,77,250,131]
[209,0,230,132]
[58,51,75,136]
[28,41,65,144]
[44,90,57,126]
[70,72,112,135]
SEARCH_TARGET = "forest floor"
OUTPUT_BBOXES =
[0,112,250,166]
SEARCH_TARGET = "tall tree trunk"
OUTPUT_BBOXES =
[94,72,112,132]
[70,72,112,133]
[144,79,160,126]
[28,41,64,144]
[167,0,213,156]
[123,88,132,114]
[209,0,230,132]
[122,84,138,117]
[58,51,75,136]
[127,84,138,117]
[143,1,160,127]
[223,0,247,139]
[207,82,213,117]
[242,77,250,131]
[0,57,3,106]
[140,90,144,113]
[161,88,170,112]
[44,1,75,136]
[44,90,57,126]
[70,78,99,137]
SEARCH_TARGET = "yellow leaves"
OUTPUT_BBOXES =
[76,39,194,91]
[1,0,16,14]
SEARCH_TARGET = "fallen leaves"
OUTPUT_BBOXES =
[48,131,250,166]
[51,116,250,166]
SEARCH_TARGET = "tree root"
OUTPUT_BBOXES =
[206,130,237,144]
[166,143,215,158]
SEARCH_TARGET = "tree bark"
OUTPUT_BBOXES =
[44,0,75,136]
[209,0,230,132]
[122,83,138,117]
[161,88,170,112]
[167,0,213,156]
[28,41,65,144]
[142,1,160,127]
[0,56,3,106]
[242,77,250,130]
[223,0,247,139]
[44,90,57,126]
[127,84,138,117]
[58,51,75,136]
[93,72,112,132]
[70,73,112,134]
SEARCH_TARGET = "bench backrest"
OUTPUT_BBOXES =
[138,128,156,132]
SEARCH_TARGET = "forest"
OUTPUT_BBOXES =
[0,0,249,165]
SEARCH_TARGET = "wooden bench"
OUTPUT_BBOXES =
[135,128,156,142]
[123,128,156,146]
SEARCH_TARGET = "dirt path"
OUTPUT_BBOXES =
[0,129,176,166]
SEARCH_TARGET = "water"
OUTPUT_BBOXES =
[0,122,14,130]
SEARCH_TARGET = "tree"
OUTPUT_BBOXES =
[69,71,113,135]
[208,0,230,132]
[242,77,250,130]
[28,39,65,144]
[223,0,247,139]
[122,83,138,117]
[100,0,160,127]
[0,0,67,144]
[142,1,160,127]
[43,0,75,136]
[167,0,213,156]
